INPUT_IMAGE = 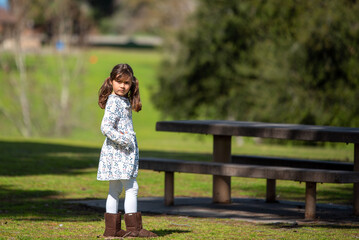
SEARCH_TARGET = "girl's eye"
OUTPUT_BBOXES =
[118,81,129,84]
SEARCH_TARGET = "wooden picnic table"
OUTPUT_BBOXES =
[155,120,359,217]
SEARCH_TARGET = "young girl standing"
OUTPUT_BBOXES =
[97,64,157,238]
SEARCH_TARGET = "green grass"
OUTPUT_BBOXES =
[1,216,359,240]
[0,138,358,239]
[1,48,359,239]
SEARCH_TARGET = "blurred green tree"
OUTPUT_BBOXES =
[153,0,359,127]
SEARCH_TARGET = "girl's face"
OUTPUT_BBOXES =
[112,75,132,97]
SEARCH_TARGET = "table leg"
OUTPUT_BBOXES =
[213,135,231,203]
[354,143,359,215]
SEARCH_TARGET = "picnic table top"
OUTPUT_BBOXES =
[156,120,359,143]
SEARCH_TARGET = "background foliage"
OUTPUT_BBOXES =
[153,0,359,127]
[2,0,359,138]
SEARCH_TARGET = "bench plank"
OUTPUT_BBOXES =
[139,157,359,183]
[232,155,353,171]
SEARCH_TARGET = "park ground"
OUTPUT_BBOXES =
[0,48,359,239]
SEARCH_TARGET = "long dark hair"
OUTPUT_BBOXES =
[98,64,142,112]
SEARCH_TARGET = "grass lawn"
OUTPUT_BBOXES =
[1,48,359,239]
[0,138,358,239]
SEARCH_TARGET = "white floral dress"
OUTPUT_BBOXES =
[97,94,139,180]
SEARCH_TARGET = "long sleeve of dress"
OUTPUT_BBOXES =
[100,96,133,150]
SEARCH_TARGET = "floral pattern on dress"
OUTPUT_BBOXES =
[97,94,139,180]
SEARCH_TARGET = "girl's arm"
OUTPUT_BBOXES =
[100,97,133,149]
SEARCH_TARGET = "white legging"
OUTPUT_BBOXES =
[106,178,138,214]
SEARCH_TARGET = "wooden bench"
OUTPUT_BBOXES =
[149,120,359,220]
[139,157,359,219]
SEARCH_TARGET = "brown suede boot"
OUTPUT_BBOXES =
[103,213,130,238]
[124,212,158,237]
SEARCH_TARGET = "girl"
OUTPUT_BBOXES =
[97,63,157,238]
